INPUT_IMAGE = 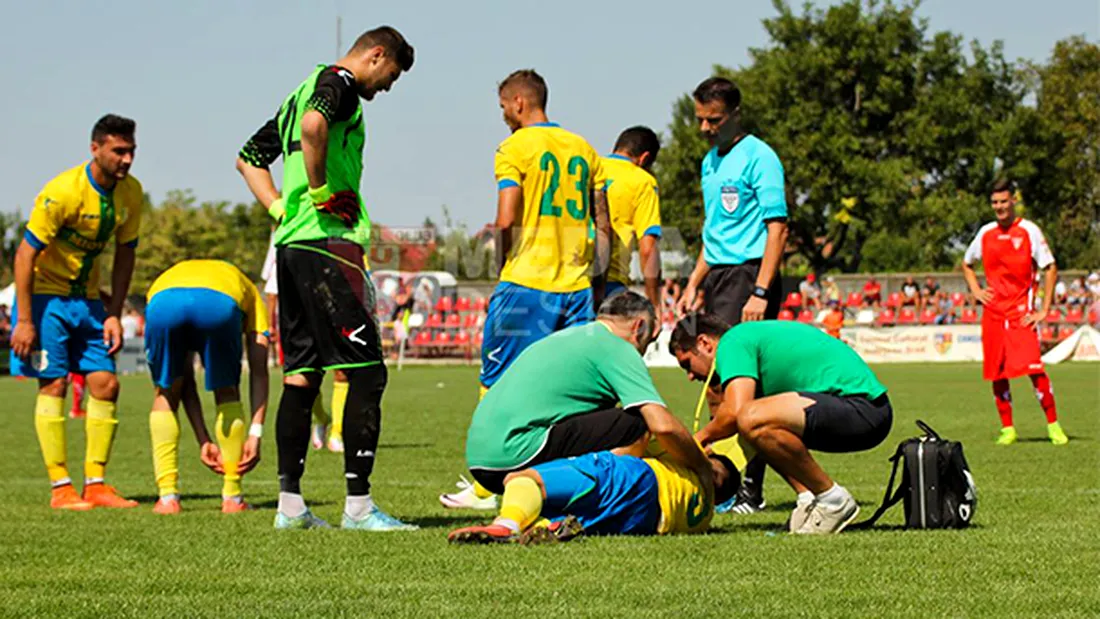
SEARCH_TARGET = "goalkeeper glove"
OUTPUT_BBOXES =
[308,184,360,228]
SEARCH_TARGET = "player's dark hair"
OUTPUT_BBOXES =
[668,313,731,354]
[710,454,741,506]
[598,291,657,337]
[990,177,1015,196]
[499,69,548,110]
[693,77,741,112]
[613,126,661,160]
[91,114,135,143]
[352,25,415,71]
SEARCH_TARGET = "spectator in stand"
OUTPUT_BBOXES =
[120,303,141,341]
[900,276,921,308]
[1066,277,1086,307]
[921,276,940,311]
[1087,272,1100,300]
[1053,277,1068,306]
[662,278,681,313]
[0,303,10,338]
[822,276,841,306]
[799,273,822,310]
[862,276,882,308]
[934,292,955,325]
[822,300,844,338]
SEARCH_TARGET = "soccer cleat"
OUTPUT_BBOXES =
[221,496,250,514]
[795,494,860,535]
[520,516,585,546]
[342,507,419,531]
[447,523,518,544]
[153,496,181,515]
[311,424,328,450]
[721,486,766,515]
[82,484,138,509]
[1047,422,1068,446]
[995,426,1018,446]
[50,485,95,511]
[327,435,345,453]
[274,509,330,530]
[439,476,499,510]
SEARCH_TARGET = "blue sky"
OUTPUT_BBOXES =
[0,0,1096,229]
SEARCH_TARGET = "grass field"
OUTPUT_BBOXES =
[0,363,1097,618]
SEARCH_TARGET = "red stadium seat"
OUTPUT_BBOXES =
[784,292,803,309]
[898,308,917,324]
[950,292,966,307]
[474,297,489,311]
[435,296,453,313]
[454,331,471,345]
[433,331,452,346]
[1046,309,1063,323]
[797,309,814,323]
[846,292,864,308]
[886,292,903,309]
[464,313,480,328]
[412,331,431,346]
[1039,326,1056,343]
[960,308,978,324]
[426,313,443,328]
[445,313,461,328]
[473,331,483,348]
[1065,307,1084,324]
[876,309,897,326]
[778,308,795,321]
[1057,327,1073,342]
[919,309,938,325]
[455,297,472,312]
[1089,310,1098,325]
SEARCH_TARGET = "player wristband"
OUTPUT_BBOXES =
[308,183,333,205]
[267,198,285,221]
[751,285,769,299]
[249,423,263,438]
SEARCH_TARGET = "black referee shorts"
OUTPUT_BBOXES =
[800,392,893,453]
[276,239,382,375]
[702,260,782,326]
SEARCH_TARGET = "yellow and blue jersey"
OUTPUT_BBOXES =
[644,452,713,535]
[147,260,269,336]
[494,123,606,293]
[25,162,143,298]
[602,155,661,286]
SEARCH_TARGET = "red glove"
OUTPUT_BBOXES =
[309,185,360,227]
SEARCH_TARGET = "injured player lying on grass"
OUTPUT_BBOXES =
[447,440,740,545]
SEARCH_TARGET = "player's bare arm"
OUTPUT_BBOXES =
[103,242,136,355]
[695,377,755,447]
[743,220,788,322]
[495,185,522,271]
[639,233,662,319]
[10,240,41,358]
[236,118,284,216]
[591,189,611,307]
[1025,262,1059,327]
[239,332,270,474]
[178,360,223,474]
[678,249,710,316]
[961,260,993,305]
[637,402,713,488]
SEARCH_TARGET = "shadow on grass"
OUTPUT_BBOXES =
[248,498,338,510]
[407,515,489,528]
[1016,436,1088,443]
[378,442,434,449]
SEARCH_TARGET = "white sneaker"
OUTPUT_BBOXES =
[788,501,814,533]
[439,476,499,510]
[327,435,344,453]
[795,493,860,535]
[311,424,328,450]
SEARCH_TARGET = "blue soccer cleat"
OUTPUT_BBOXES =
[274,509,330,530]
[342,507,419,531]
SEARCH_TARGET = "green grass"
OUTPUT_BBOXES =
[1,364,1097,618]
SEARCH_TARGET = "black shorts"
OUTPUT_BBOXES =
[702,261,782,326]
[276,240,382,374]
[801,392,893,453]
[470,407,648,494]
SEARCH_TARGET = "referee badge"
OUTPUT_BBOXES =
[721,186,740,213]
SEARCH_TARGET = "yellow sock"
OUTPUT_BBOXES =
[497,476,542,530]
[34,395,69,485]
[311,393,330,426]
[479,385,489,401]
[85,397,118,482]
[149,409,180,497]
[472,480,495,500]
[330,381,348,440]
[215,401,247,498]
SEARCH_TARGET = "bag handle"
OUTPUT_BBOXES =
[916,419,942,441]
[848,444,907,530]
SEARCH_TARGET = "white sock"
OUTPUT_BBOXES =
[815,483,849,508]
[493,517,520,533]
[345,494,375,519]
[796,491,814,506]
[278,492,307,517]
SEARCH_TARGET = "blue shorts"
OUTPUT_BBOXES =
[144,288,244,391]
[532,451,660,536]
[479,282,594,387]
[10,295,114,379]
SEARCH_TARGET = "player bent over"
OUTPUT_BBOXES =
[10,114,143,511]
[961,179,1067,446]
[670,314,893,534]
[449,448,736,544]
[143,260,270,514]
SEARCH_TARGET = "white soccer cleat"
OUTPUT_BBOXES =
[327,435,345,453]
[311,424,328,450]
[439,476,499,510]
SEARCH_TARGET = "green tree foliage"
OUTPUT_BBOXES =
[656,0,1098,272]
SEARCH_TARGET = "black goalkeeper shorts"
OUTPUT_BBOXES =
[276,239,382,374]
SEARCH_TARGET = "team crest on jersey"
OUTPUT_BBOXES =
[721,186,739,213]
[1011,236,1023,250]
[934,332,953,355]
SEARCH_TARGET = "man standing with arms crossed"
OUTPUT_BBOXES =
[676,77,789,514]
[961,179,1068,446]
[236,25,417,530]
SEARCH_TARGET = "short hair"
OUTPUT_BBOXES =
[352,25,415,71]
[668,312,730,354]
[91,114,135,143]
[499,69,548,110]
[692,77,741,112]
[613,126,661,160]
[990,177,1015,196]
[711,454,741,506]
[598,291,657,336]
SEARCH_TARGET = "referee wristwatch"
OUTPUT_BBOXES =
[751,285,769,300]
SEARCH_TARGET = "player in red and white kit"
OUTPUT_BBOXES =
[961,179,1068,446]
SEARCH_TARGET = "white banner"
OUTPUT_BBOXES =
[840,325,984,363]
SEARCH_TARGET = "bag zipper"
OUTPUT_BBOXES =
[917,441,927,528]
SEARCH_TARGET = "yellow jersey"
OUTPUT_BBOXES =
[602,155,661,285]
[643,450,713,535]
[147,260,269,335]
[25,162,143,298]
[494,123,606,293]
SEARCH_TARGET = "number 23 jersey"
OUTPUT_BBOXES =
[494,123,606,293]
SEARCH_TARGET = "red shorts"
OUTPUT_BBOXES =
[981,313,1044,381]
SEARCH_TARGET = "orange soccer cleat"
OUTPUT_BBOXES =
[82,484,139,509]
[50,485,95,511]
[152,496,181,515]
[221,497,251,514]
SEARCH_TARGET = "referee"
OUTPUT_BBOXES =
[676,76,788,514]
